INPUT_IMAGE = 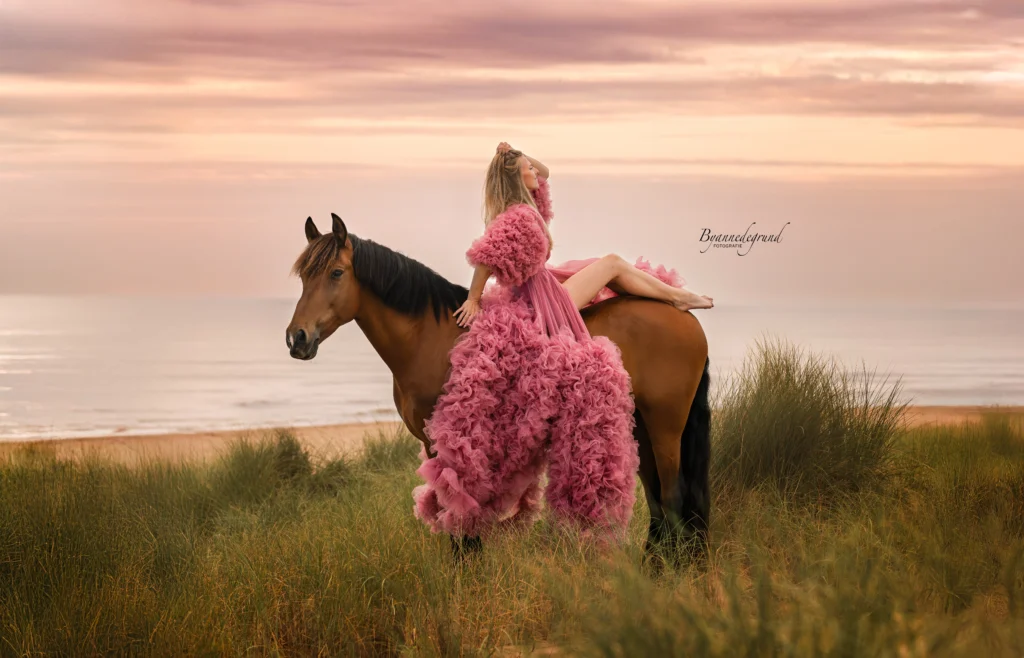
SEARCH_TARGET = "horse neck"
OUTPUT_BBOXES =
[353,287,458,390]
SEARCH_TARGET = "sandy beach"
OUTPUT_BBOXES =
[902,404,1024,428]
[1,405,1021,467]
[0,421,408,466]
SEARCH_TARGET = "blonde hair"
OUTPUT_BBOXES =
[483,148,554,250]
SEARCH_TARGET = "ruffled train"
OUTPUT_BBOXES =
[412,284,639,541]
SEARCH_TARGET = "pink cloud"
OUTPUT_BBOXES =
[1,1,1022,76]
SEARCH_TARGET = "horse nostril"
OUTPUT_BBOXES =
[295,329,307,345]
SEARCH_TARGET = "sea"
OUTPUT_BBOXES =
[1,295,1022,441]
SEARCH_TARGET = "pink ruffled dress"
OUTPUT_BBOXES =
[411,175,685,542]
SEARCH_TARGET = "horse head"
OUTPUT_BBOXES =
[286,213,361,360]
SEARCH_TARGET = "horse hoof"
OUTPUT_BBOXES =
[450,534,483,562]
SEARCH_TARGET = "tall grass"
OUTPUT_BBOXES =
[1,341,1022,655]
[712,335,908,501]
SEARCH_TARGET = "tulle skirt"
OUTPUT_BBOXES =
[546,257,687,308]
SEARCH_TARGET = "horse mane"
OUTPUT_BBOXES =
[292,234,469,323]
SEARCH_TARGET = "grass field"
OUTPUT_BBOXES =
[2,338,1022,656]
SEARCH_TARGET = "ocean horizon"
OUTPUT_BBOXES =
[1,294,1022,441]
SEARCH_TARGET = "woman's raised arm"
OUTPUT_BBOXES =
[496,142,549,179]
[525,154,549,179]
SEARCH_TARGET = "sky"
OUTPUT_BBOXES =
[1,0,1022,306]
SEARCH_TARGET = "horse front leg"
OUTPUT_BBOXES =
[393,379,438,457]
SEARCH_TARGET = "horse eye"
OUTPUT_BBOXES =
[331,269,344,280]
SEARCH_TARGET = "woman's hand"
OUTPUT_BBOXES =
[496,141,512,155]
[454,297,482,327]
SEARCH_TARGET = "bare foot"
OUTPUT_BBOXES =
[672,290,714,311]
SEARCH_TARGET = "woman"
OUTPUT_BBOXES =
[412,143,706,543]
[453,142,713,329]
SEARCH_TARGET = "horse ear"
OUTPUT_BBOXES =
[304,216,320,243]
[330,213,348,244]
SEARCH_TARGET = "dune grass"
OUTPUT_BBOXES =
[711,335,909,502]
[1,338,1022,656]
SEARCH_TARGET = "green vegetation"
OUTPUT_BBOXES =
[1,338,1022,656]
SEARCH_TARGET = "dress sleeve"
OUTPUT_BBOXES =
[466,204,549,287]
[530,175,553,224]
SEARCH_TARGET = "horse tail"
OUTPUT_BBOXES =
[679,356,711,549]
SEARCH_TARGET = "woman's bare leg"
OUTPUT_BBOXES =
[561,254,714,311]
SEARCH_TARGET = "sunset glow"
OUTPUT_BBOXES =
[1,0,1021,302]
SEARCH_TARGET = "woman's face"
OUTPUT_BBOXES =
[518,156,539,191]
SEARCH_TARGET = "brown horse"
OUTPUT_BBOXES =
[286,214,712,559]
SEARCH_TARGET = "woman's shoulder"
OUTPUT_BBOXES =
[468,203,549,287]
[492,201,543,227]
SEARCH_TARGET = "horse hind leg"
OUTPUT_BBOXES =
[640,402,690,555]
[634,410,669,558]
[677,357,712,562]
[646,356,712,566]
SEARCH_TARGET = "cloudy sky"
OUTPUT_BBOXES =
[1,0,1022,305]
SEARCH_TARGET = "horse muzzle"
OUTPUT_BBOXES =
[286,328,320,360]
